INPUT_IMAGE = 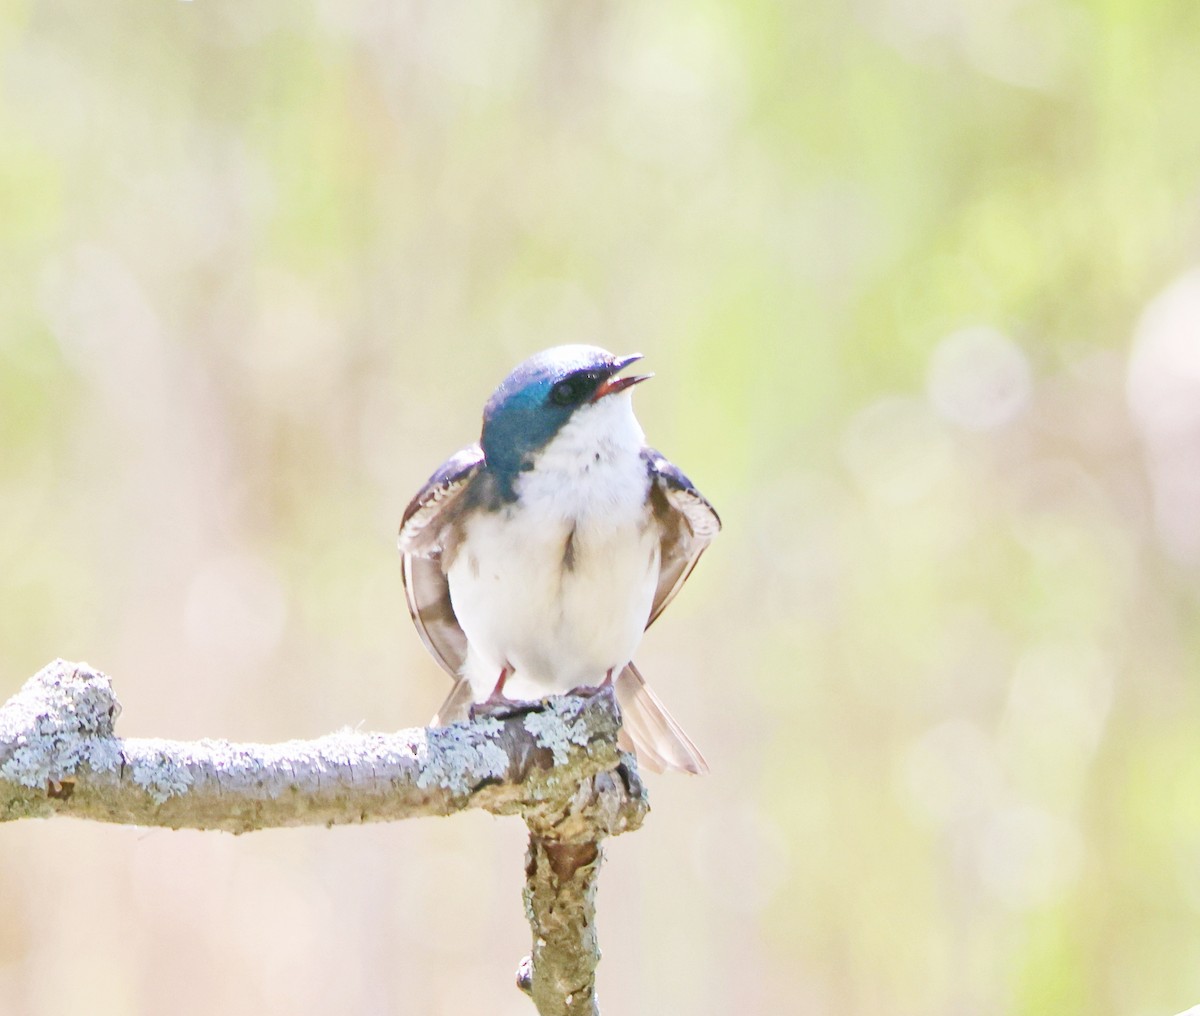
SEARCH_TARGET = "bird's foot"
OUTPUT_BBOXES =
[570,670,617,699]
[469,669,534,721]
[468,696,539,722]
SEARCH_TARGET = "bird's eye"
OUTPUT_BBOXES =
[549,380,577,406]
[549,372,600,407]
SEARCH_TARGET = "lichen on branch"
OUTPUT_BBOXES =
[0,659,648,1015]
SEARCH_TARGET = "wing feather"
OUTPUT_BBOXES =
[398,445,483,678]
[398,444,485,556]
[643,447,721,628]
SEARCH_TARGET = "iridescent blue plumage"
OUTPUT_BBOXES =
[480,345,644,497]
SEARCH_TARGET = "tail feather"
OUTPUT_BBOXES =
[614,663,709,775]
[432,676,475,726]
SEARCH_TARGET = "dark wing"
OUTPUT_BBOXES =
[644,447,721,627]
[398,444,484,679]
[399,444,485,557]
[619,450,719,774]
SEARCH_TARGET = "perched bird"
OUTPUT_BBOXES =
[398,345,720,773]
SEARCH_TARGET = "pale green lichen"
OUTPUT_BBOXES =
[413,719,509,795]
[522,698,595,766]
[0,660,123,788]
[127,741,196,804]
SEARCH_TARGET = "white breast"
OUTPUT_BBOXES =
[446,393,661,701]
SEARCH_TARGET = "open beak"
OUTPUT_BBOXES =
[592,353,653,401]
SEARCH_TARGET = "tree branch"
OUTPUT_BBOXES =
[0,660,648,1015]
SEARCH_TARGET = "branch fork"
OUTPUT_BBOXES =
[0,660,648,1016]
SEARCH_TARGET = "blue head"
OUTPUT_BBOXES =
[480,345,650,492]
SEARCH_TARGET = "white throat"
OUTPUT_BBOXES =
[514,391,649,518]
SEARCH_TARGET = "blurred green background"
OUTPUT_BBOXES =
[3,0,1200,1013]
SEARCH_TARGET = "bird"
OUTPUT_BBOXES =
[397,345,720,774]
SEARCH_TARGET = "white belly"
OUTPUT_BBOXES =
[447,502,660,700]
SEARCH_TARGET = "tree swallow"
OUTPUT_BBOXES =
[398,345,720,774]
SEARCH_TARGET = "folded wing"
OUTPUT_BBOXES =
[398,444,483,713]
[613,449,721,774]
[643,447,722,626]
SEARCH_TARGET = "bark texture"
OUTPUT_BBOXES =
[0,660,649,1014]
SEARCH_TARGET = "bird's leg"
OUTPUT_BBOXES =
[487,667,511,703]
[574,668,615,699]
[469,667,523,720]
